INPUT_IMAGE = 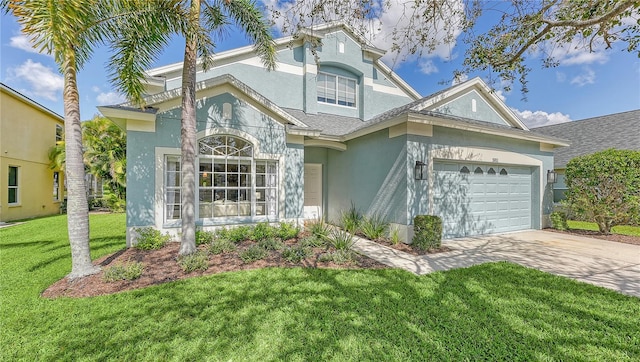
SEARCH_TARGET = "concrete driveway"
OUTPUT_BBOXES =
[353,230,640,297]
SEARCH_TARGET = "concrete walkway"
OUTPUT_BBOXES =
[352,230,640,298]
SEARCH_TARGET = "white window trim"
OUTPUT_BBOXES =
[8,165,19,206]
[154,131,285,229]
[317,72,357,108]
[53,171,60,202]
[55,124,63,143]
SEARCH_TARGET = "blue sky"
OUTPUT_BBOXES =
[1,4,638,128]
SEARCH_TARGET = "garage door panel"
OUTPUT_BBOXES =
[434,163,532,238]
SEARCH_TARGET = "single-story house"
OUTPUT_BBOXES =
[100,23,568,244]
[534,109,640,202]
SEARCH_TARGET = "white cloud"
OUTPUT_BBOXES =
[570,67,596,86]
[556,72,566,83]
[8,59,63,101]
[91,86,101,93]
[514,109,572,128]
[96,91,125,105]
[546,39,609,67]
[9,31,51,57]
[494,90,506,102]
[417,59,438,75]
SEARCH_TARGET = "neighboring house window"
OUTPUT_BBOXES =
[165,156,182,221]
[8,166,18,204]
[53,172,60,201]
[317,73,356,107]
[55,124,63,143]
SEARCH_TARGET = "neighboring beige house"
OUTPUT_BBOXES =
[0,83,65,222]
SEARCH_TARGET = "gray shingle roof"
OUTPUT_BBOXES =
[533,109,640,168]
[282,108,365,136]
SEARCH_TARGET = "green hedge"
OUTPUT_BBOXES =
[550,211,569,231]
[413,215,442,250]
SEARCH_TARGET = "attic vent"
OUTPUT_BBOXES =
[338,42,345,53]
[472,98,477,113]
[223,103,232,120]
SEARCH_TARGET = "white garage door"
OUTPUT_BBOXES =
[433,162,532,238]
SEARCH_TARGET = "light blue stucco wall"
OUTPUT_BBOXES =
[126,92,305,228]
[165,30,414,121]
[325,129,408,225]
[304,147,329,219]
[435,90,509,126]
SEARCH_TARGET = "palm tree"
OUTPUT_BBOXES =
[110,0,277,255]
[2,0,183,278]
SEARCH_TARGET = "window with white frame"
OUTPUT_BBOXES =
[8,166,18,204]
[164,135,278,222]
[53,172,60,201]
[317,73,356,107]
[55,124,63,143]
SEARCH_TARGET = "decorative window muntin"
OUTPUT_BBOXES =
[165,156,182,221]
[317,72,356,107]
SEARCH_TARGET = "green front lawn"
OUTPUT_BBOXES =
[1,214,639,360]
[568,220,640,237]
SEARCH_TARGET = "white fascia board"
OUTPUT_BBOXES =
[374,61,422,100]
[97,106,156,123]
[341,114,408,142]
[411,113,570,147]
[304,139,347,151]
[286,126,321,137]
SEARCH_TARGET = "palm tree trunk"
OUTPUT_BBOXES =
[179,0,200,255]
[63,54,100,278]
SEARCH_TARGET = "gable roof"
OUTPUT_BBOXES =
[533,109,640,168]
[0,82,63,122]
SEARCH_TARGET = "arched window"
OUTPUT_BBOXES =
[488,168,496,175]
[500,168,508,175]
[165,135,278,222]
[474,167,483,174]
[460,166,470,174]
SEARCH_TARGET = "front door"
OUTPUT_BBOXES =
[304,164,322,219]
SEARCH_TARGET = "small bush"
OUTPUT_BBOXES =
[102,262,144,282]
[208,238,237,255]
[319,250,353,264]
[226,226,253,243]
[239,245,268,263]
[359,214,389,241]
[340,202,362,234]
[550,211,569,231]
[388,226,401,245]
[299,235,325,248]
[134,227,171,250]
[307,219,331,239]
[177,251,209,273]
[412,215,442,251]
[196,230,215,245]
[328,229,355,251]
[275,222,300,240]
[258,237,284,251]
[251,222,274,241]
[282,245,312,263]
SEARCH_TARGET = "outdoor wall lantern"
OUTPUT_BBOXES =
[547,170,557,184]
[414,161,427,180]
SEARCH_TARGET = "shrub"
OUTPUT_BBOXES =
[328,229,355,251]
[208,238,237,255]
[340,202,362,234]
[239,245,268,263]
[275,222,300,240]
[359,214,389,241]
[177,251,209,273]
[102,262,144,282]
[564,149,640,233]
[282,245,312,263]
[319,250,353,264]
[251,222,274,241]
[134,227,171,250]
[258,237,284,251]
[388,226,401,245]
[195,230,215,245]
[412,215,442,251]
[299,235,325,248]
[550,211,569,231]
[307,218,331,239]
[226,226,253,243]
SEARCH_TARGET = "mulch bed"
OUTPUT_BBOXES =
[366,237,452,256]
[545,228,640,246]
